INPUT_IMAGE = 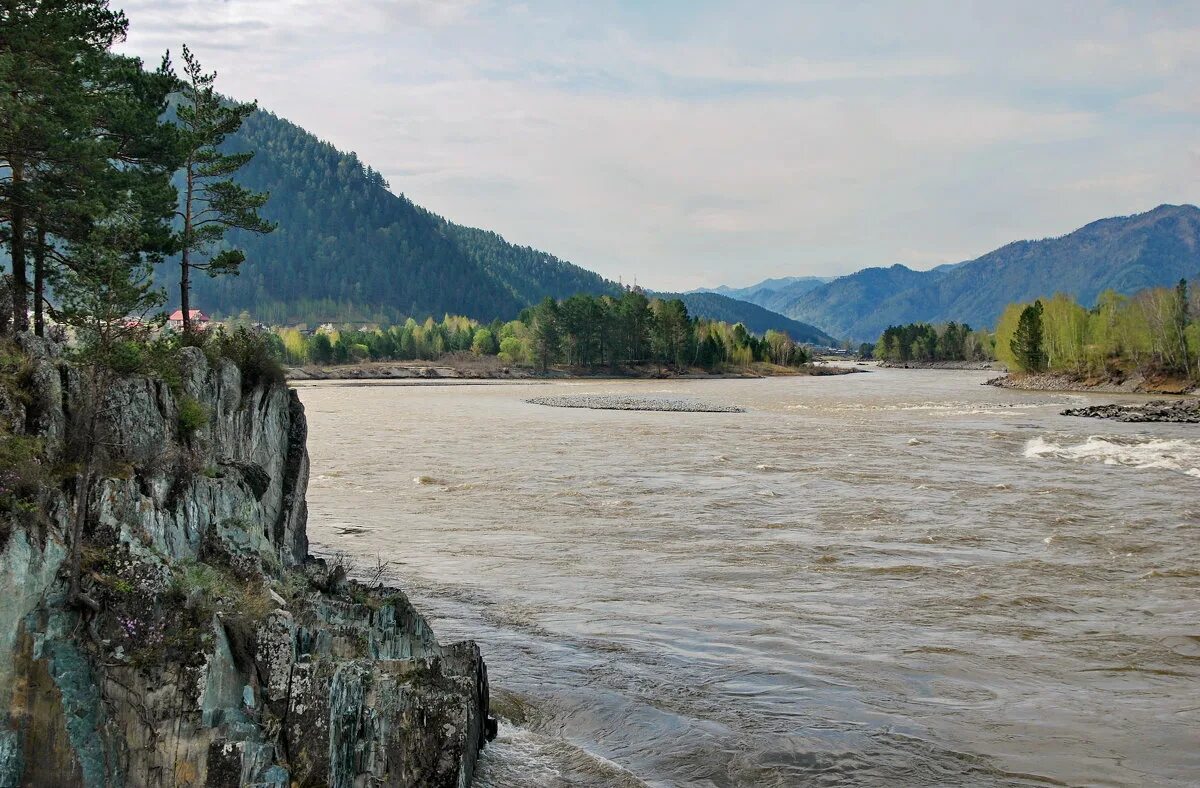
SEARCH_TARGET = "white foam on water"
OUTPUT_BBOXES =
[1024,435,1200,479]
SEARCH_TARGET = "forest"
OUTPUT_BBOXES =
[269,290,812,372]
[872,321,994,363]
[995,280,1199,379]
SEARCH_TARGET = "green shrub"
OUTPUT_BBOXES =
[210,328,286,391]
[105,340,145,376]
[177,396,209,438]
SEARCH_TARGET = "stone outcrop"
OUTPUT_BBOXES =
[0,338,491,787]
[1062,398,1200,423]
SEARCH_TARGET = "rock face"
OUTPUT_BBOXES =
[1062,399,1200,423]
[0,339,490,787]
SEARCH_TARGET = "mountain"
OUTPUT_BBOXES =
[155,110,622,325]
[659,291,835,344]
[695,276,832,313]
[778,204,1200,340]
[155,109,809,338]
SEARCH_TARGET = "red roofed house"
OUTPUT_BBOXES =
[168,309,211,331]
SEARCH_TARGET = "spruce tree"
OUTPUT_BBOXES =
[1011,300,1047,372]
[172,44,274,333]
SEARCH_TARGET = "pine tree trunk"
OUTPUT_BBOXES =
[10,158,28,332]
[33,222,45,337]
[181,164,194,334]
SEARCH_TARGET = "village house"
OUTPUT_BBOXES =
[167,308,211,331]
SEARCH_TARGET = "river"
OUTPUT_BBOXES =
[296,368,1199,787]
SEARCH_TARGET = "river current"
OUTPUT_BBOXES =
[296,368,1199,787]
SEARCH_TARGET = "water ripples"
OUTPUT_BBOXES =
[298,370,1199,786]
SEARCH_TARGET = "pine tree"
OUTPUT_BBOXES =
[172,44,274,333]
[1010,300,1047,372]
[0,0,132,330]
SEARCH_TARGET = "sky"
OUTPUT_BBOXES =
[115,0,1200,291]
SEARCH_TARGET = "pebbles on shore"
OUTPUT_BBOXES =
[527,394,745,413]
[1061,399,1200,423]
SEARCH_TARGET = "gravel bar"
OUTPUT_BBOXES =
[527,395,745,413]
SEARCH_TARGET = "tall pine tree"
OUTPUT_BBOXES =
[172,44,274,333]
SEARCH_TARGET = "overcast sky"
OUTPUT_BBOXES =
[116,0,1200,290]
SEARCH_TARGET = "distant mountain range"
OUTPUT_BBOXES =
[711,204,1200,340]
[156,109,815,339]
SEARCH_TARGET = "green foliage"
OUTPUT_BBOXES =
[105,340,145,376]
[0,0,178,333]
[874,321,993,363]
[172,44,275,332]
[1010,300,1047,372]
[208,327,285,390]
[177,396,209,437]
[992,282,1200,379]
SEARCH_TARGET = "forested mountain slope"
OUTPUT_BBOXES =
[779,205,1200,340]
[155,109,621,324]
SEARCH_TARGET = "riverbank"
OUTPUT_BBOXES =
[986,370,1197,394]
[286,357,862,381]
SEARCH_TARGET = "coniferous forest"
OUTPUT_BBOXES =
[151,110,624,325]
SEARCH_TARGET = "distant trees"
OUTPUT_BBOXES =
[172,45,274,333]
[269,289,813,372]
[874,321,993,363]
[994,282,1200,379]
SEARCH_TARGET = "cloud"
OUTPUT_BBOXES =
[114,0,1200,290]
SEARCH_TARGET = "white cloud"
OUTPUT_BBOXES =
[114,0,1200,290]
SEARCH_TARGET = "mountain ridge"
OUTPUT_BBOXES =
[155,108,810,339]
[770,204,1200,340]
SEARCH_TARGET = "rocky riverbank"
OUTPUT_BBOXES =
[986,371,1196,395]
[0,336,491,786]
[1062,399,1200,423]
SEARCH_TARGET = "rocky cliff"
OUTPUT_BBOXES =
[0,337,491,787]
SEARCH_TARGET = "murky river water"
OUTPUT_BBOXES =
[296,368,1199,787]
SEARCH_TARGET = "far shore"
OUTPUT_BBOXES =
[875,360,1006,371]
[285,357,863,382]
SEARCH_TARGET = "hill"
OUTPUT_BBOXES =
[775,205,1200,340]
[155,109,621,324]
[661,292,835,344]
[156,109,809,338]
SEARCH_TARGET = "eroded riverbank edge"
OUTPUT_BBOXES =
[986,371,1196,395]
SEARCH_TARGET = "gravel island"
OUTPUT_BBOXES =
[527,394,745,413]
